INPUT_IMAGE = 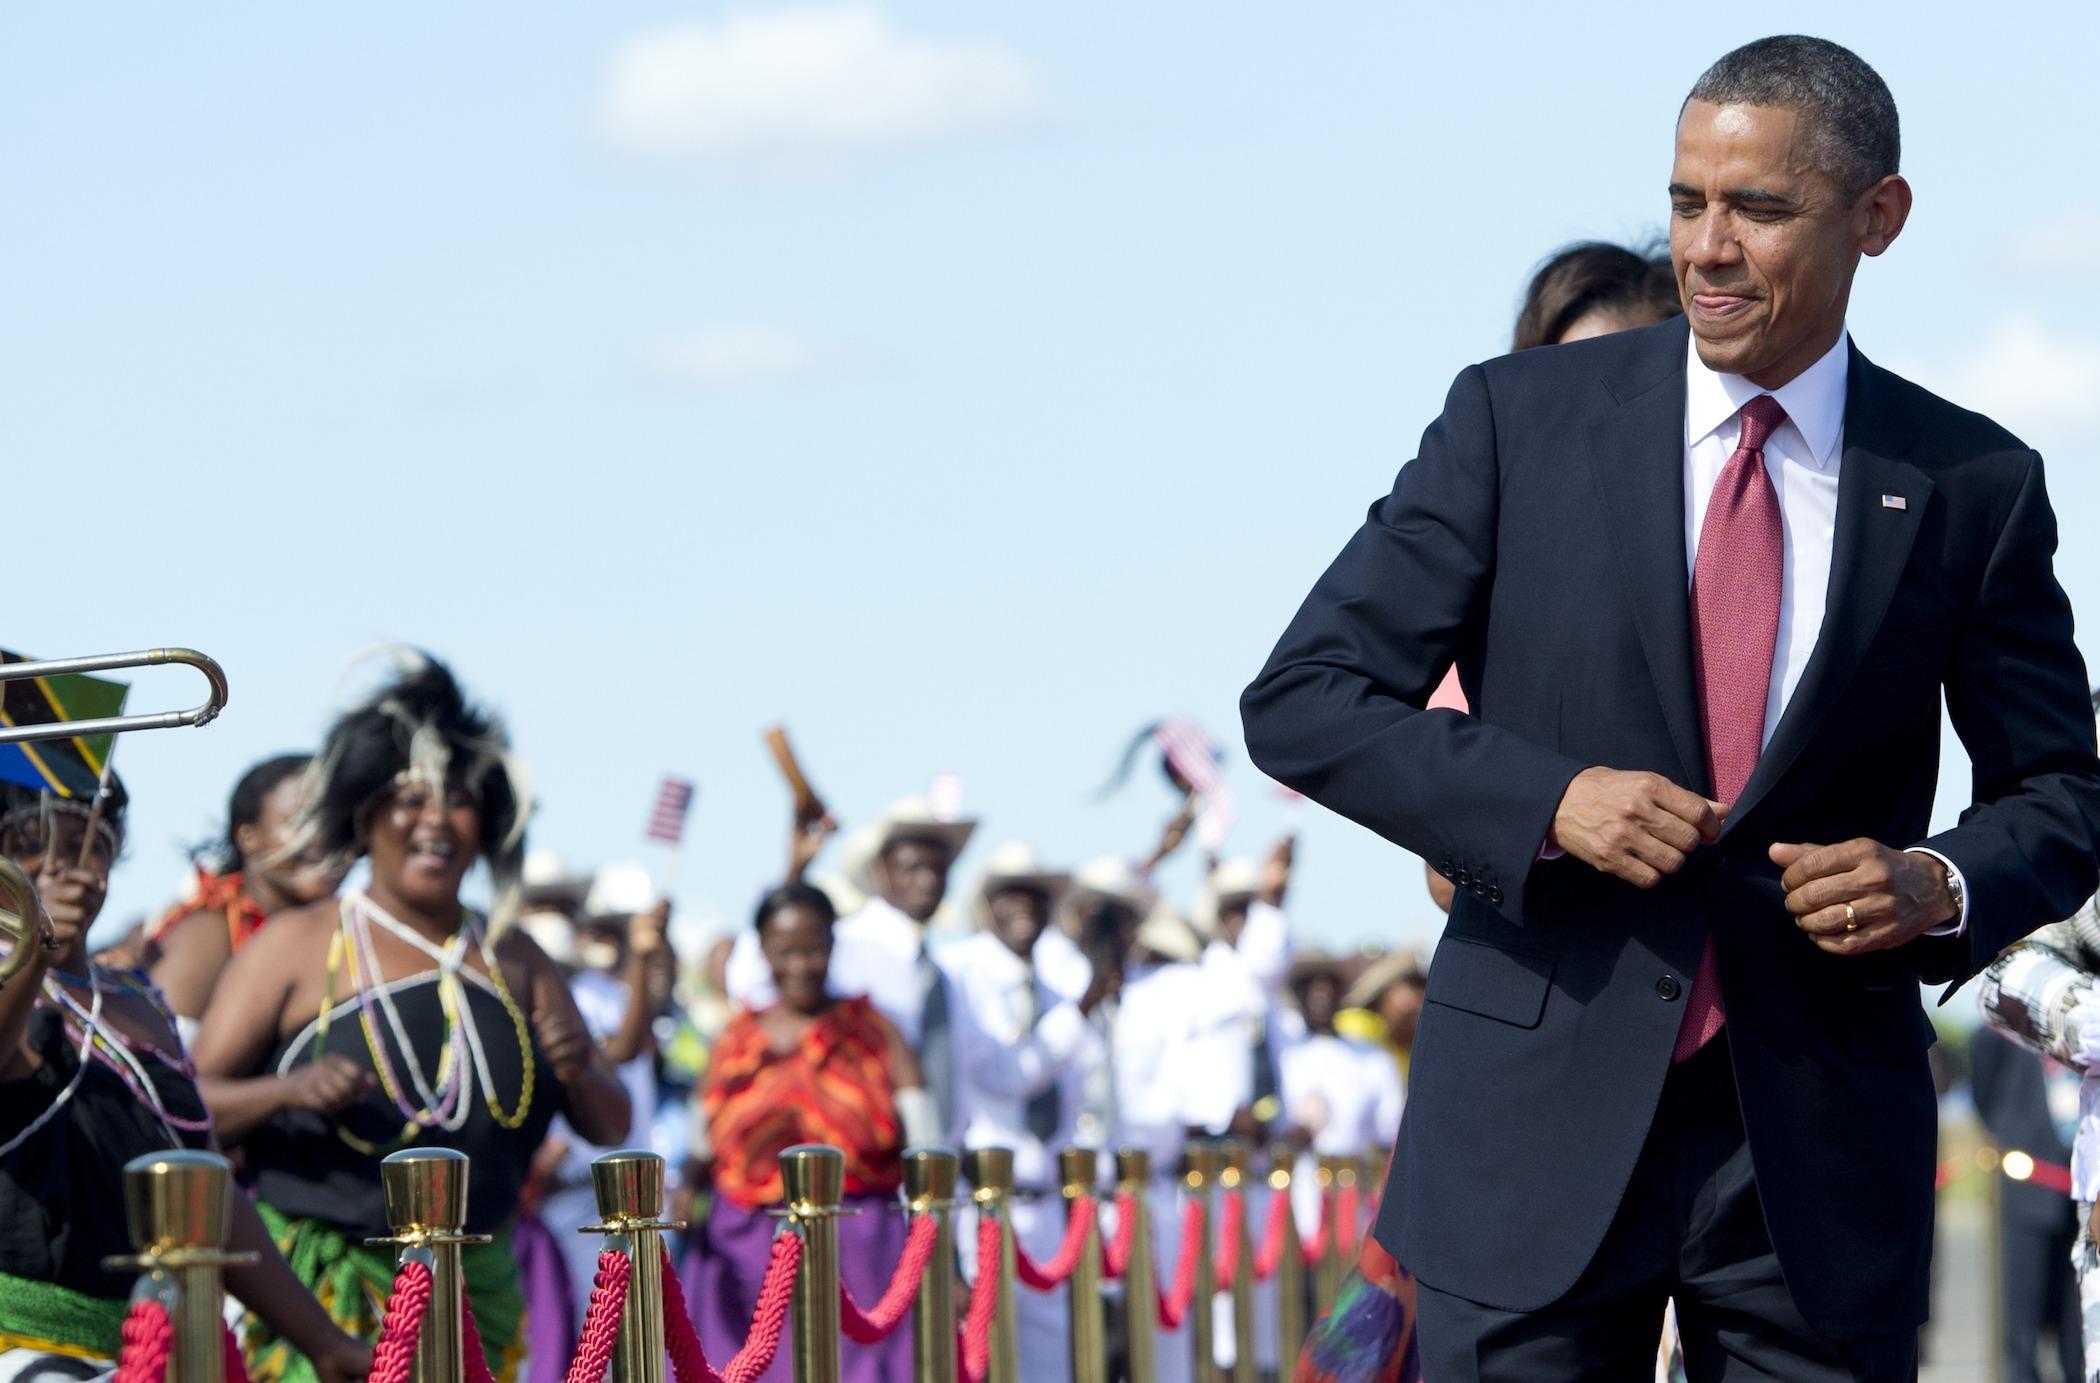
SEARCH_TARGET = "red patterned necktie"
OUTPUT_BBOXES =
[1674,393,1789,1063]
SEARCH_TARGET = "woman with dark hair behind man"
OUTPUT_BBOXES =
[192,652,632,1383]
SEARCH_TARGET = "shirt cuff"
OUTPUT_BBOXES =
[1906,848,1969,937]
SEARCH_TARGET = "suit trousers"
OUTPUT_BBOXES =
[1414,1035,1919,1382]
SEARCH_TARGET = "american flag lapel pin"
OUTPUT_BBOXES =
[1881,494,1908,511]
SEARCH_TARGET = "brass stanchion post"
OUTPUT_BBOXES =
[1115,1149,1158,1383]
[105,1151,257,1383]
[962,1148,1020,1383]
[581,1151,686,1383]
[904,1150,959,1383]
[370,1149,490,1383]
[1264,1142,1306,1374]
[1312,1157,1343,1317]
[1983,1145,2008,1383]
[1219,1141,1256,1383]
[1059,1149,1106,1383]
[1184,1141,1223,1383]
[782,1145,844,1383]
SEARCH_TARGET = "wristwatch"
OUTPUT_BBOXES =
[1940,864,1965,927]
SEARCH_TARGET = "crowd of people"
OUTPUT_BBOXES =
[0,647,1429,1383]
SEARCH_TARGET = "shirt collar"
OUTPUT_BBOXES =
[1685,327,1850,470]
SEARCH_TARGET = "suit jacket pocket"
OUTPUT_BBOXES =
[1425,936,1555,1029]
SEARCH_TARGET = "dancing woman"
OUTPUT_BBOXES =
[0,778,370,1383]
[193,654,631,1383]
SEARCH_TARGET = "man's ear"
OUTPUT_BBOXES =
[1857,173,1912,258]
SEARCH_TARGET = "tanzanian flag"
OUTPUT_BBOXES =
[0,651,129,798]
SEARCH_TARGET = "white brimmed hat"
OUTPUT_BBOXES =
[1133,897,1202,964]
[584,861,657,923]
[867,795,979,871]
[1064,855,1153,920]
[970,841,1072,929]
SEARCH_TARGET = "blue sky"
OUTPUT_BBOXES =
[4,3,2096,971]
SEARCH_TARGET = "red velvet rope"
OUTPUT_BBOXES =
[959,1214,1002,1383]
[1252,1185,1293,1283]
[1211,1191,1245,1287]
[460,1295,497,1383]
[662,1232,802,1383]
[1014,1196,1097,1292]
[1101,1192,1139,1280]
[1334,1184,1361,1259]
[1155,1198,1206,1331]
[840,1215,940,1343]
[222,1325,251,1383]
[112,1298,173,1383]
[560,1250,632,1383]
[370,1260,435,1383]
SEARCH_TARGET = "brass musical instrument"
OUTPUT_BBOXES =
[0,856,56,990]
[0,648,228,745]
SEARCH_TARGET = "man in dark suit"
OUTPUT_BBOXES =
[1241,35,2100,1382]
[1971,1027,2083,1383]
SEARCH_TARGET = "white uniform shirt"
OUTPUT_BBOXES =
[1112,961,1252,1173]
[942,931,1105,1190]
[549,969,652,1183]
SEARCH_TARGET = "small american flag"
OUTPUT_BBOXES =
[645,776,696,844]
[1153,717,1223,794]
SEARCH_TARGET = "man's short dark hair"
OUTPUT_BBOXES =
[1686,35,1899,194]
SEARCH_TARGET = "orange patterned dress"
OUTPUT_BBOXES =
[147,868,267,950]
[702,996,905,1208]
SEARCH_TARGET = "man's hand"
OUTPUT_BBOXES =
[278,1054,373,1114]
[32,866,108,951]
[1549,768,1727,888]
[1771,839,1957,955]
[787,809,838,882]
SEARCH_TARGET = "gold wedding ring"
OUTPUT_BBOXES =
[1844,904,1858,932]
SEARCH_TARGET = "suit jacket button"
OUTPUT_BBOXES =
[1656,975,1682,1002]
[1488,886,1504,905]
[1456,869,1472,887]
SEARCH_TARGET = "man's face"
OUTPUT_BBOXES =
[986,885,1051,959]
[876,837,953,923]
[1669,100,1901,389]
[1216,896,1253,948]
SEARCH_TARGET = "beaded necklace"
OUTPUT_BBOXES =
[313,889,537,1153]
[0,974,101,1160]
[43,973,213,1141]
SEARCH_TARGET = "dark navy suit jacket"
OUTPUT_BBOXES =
[1241,316,2100,1338]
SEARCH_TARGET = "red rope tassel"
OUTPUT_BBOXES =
[1101,1193,1139,1281]
[1014,1196,1097,1291]
[370,1261,436,1383]
[662,1232,802,1383]
[1252,1185,1293,1283]
[112,1298,174,1383]
[841,1215,940,1343]
[561,1249,632,1383]
[959,1215,1003,1383]
[1155,1199,1206,1331]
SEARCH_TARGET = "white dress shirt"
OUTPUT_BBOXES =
[1112,961,1253,1172]
[1277,1029,1403,1233]
[1683,331,1968,933]
[941,931,1104,1191]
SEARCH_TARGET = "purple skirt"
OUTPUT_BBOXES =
[513,1212,577,1383]
[684,1193,913,1383]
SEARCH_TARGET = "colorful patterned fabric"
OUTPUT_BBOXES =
[1294,1236,1420,1383]
[702,996,903,1208]
[1981,899,2100,1067]
[146,868,268,949]
[0,1272,126,1364]
[241,1203,525,1383]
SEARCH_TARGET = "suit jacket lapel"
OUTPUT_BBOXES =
[1583,320,1708,795]
[1726,344,1931,831]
